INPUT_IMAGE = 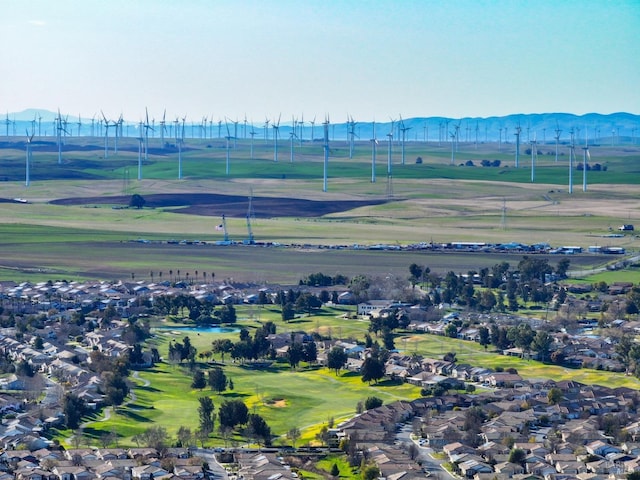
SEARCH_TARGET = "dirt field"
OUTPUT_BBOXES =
[48,193,388,218]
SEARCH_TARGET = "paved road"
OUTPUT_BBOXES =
[395,422,455,479]
[191,448,229,480]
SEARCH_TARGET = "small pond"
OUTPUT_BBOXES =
[154,325,239,334]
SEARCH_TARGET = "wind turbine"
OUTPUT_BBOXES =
[386,120,394,175]
[232,119,239,148]
[554,121,562,163]
[177,136,183,180]
[25,128,34,187]
[289,119,297,163]
[159,110,167,147]
[322,116,330,192]
[310,116,316,142]
[77,114,82,136]
[399,116,411,165]
[370,121,378,183]
[136,133,144,181]
[347,116,358,159]
[298,114,304,144]
[582,129,590,192]
[450,131,456,164]
[56,110,67,164]
[249,123,257,160]
[101,111,113,159]
[143,108,154,161]
[272,115,281,162]
[568,128,575,194]
[224,120,232,175]
[530,133,537,182]
[113,114,123,154]
[514,123,522,167]
[264,118,270,143]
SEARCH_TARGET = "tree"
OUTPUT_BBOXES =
[361,356,385,385]
[141,425,168,450]
[364,396,383,410]
[208,367,227,394]
[63,393,87,429]
[548,387,563,405]
[327,346,347,375]
[246,413,272,446]
[286,427,301,447]
[409,263,424,288]
[176,426,193,448]
[129,194,146,209]
[302,341,318,364]
[191,369,206,390]
[508,448,527,467]
[218,399,249,431]
[531,330,553,362]
[361,464,380,480]
[282,302,295,322]
[331,463,340,477]
[198,396,215,436]
[288,342,304,369]
[478,326,490,349]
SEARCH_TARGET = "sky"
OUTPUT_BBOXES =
[1,0,639,123]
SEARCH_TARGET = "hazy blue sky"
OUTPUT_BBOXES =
[2,0,639,123]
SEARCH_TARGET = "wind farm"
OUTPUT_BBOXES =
[0,109,638,276]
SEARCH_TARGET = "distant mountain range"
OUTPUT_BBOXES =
[2,109,638,143]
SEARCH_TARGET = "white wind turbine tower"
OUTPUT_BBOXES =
[450,131,456,164]
[159,110,167,148]
[177,136,184,180]
[136,133,144,181]
[298,114,304,144]
[568,128,575,194]
[289,119,297,163]
[101,111,113,159]
[77,114,82,136]
[90,115,95,137]
[143,108,154,162]
[224,120,232,175]
[264,118,270,143]
[56,110,69,164]
[4,113,10,137]
[530,133,537,182]
[554,121,562,163]
[114,114,123,154]
[399,116,411,165]
[582,129,590,192]
[514,123,522,167]
[386,120,394,175]
[25,128,34,187]
[323,116,330,192]
[272,115,281,162]
[498,127,503,151]
[348,116,357,159]
[370,121,378,183]
[232,119,239,148]
[310,116,316,142]
[249,123,257,160]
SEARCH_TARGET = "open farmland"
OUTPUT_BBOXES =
[0,136,638,282]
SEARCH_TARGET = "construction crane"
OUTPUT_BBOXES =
[244,214,254,245]
[215,214,232,246]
